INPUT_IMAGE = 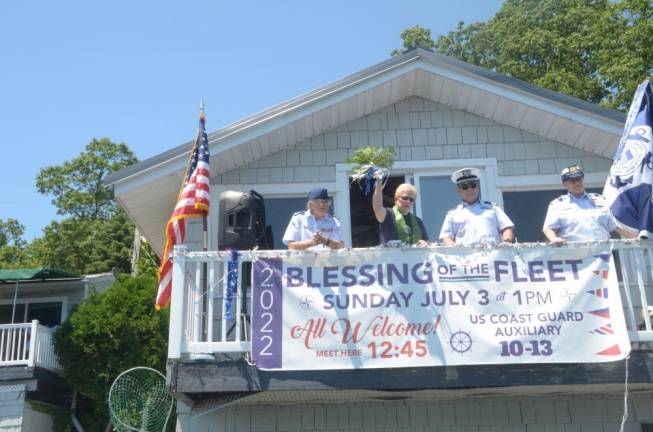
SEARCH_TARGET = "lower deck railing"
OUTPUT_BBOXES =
[0,320,63,373]
[168,240,653,359]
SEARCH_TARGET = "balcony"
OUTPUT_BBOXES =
[0,320,63,374]
[166,240,653,404]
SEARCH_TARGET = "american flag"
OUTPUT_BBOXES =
[156,110,210,309]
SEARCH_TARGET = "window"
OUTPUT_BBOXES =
[27,302,62,327]
[0,301,62,326]
[264,197,310,249]
[0,304,26,324]
[503,188,602,242]
[349,175,406,247]
[414,175,461,239]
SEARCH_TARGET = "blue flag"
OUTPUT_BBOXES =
[603,80,653,238]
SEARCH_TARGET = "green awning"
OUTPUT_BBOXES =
[0,268,80,282]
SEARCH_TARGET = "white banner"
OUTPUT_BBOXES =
[251,244,630,370]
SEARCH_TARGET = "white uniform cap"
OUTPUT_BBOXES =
[451,167,481,184]
[561,165,584,182]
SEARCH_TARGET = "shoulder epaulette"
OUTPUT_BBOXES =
[292,211,303,216]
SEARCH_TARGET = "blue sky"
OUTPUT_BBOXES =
[1,0,503,241]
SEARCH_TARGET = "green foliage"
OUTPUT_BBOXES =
[399,0,653,111]
[135,240,160,277]
[36,137,137,219]
[28,138,139,274]
[390,25,435,56]
[594,0,653,109]
[53,274,169,431]
[0,218,36,268]
[28,210,134,274]
[347,146,396,169]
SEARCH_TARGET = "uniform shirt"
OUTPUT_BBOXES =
[439,200,514,246]
[282,210,343,250]
[543,192,616,241]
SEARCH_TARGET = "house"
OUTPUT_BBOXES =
[0,268,114,432]
[106,48,653,431]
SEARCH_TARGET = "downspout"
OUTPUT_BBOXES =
[71,389,85,432]
[11,280,19,323]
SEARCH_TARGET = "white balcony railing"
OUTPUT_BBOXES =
[168,240,653,360]
[0,320,63,373]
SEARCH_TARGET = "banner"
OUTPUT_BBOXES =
[251,245,630,371]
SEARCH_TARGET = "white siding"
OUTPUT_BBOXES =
[215,96,611,186]
[0,385,24,432]
[177,394,646,432]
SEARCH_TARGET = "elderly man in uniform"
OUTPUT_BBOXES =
[543,165,634,245]
[283,188,344,250]
[440,168,515,246]
[372,177,429,246]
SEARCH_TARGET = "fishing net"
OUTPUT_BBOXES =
[108,367,173,432]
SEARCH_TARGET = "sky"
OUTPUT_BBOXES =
[1,0,504,241]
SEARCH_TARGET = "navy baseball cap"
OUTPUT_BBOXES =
[307,188,329,200]
[561,165,584,182]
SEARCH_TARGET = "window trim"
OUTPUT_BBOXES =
[210,182,336,251]
[336,158,499,246]
[0,296,68,324]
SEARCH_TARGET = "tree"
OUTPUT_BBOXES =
[53,274,169,431]
[397,0,653,111]
[30,138,138,274]
[36,137,137,219]
[28,211,134,274]
[390,25,436,56]
[0,218,35,268]
[594,0,653,109]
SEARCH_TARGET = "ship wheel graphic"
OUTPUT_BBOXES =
[449,330,473,354]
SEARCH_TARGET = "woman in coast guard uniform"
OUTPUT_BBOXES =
[439,167,515,246]
[282,188,344,250]
[543,165,634,244]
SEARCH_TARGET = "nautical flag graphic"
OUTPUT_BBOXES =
[593,254,611,263]
[596,344,622,356]
[603,79,653,238]
[589,307,611,319]
[590,323,614,335]
[592,270,609,280]
[587,288,609,298]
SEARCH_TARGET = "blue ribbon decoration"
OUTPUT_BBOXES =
[363,165,382,196]
[224,248,239,320]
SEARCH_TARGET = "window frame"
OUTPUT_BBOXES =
[0,296,68,324]
[336,158,500,246]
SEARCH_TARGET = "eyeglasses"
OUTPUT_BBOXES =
[398,196,415,202]
[459,182,478,191]
[312,199,331,205]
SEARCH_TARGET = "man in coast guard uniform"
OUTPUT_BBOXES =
[439,168,515,246]
[543,165,634,245]
[283,188,344,250]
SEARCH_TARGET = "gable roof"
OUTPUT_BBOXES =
[105,48,626,253]
[106,47,624,188]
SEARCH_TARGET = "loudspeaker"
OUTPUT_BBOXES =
[218,190,273,250]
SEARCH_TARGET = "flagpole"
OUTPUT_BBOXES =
[200,99,210,341]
